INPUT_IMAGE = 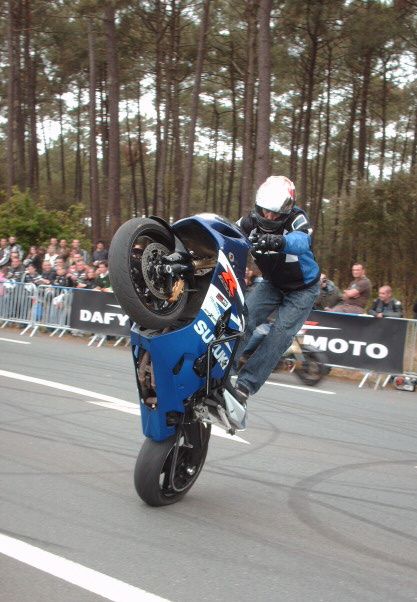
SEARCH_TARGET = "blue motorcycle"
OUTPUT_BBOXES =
[109,214,251,506]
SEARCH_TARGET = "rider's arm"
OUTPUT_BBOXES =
[282,230,312,255]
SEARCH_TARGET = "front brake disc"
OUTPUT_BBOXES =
[141,242,171,299]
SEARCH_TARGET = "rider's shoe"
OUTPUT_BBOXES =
[234,383,250,406]
[223,382,248,431]
[225,381,249,407]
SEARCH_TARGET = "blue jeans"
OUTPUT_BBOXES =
[236,280,319,394]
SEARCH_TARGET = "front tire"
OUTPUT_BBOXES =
[134,423,211,506]
[294,349,328,386]
[109,218,189,329]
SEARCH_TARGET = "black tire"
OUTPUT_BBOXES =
[109,218,189,329]
[134,422,211,507]
[294,349,328,386]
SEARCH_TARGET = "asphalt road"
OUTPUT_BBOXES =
[1,329,417,602]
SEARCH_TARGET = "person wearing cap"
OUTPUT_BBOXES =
[230,175,320,405]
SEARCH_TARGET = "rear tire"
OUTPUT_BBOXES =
[134,423,211,506]
[294,349,328,386]
[109,218,189,329]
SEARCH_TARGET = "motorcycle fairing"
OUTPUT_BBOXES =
[131,215,250,442]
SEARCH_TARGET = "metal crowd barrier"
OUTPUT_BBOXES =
[0,283,129,346]
[0,282,73,337]
[0,284,416,368]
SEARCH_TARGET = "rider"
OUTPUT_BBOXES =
[231,175,320,404]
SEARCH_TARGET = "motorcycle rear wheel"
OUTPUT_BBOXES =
[109,217,190,329]
[294,349,328,386]
[134,423,211,506]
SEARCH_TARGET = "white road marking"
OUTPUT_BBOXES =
[0,370,249,444]
[265,380,335,395]
[0,337,31,345]
[231,374,335,395]
[0,533,171,602]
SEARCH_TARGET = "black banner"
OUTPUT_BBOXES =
[306,311,408,372]
[69,290,130,337]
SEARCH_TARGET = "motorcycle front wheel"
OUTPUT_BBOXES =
[294,349,328,386]
[109,217,190,329]
[134,422,211,506]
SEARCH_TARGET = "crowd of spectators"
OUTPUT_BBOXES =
[245,260,414,322]
[0,235,111,293]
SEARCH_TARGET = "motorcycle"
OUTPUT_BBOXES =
[109,214,251,506]
[279,326,329,385]
[240,320,329,386]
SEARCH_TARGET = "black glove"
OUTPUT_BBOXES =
[254,234,285,252]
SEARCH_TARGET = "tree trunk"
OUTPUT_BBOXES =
[88,20,101,242]
[125,100,138,218]
[400,113,411,171]
[136,84,149,217]
[239,0,257,215]
[290,82,306,183]
[300,2,322,207]
[254,0,272,189]
[74,83,83,202]
[179,0,211,218]
[40,115,51,188]
[58,91,66,195]
[170,0,182,219]
[411,106,417,171]
[211,104,219,214]
[225,40,237,218]
[7,0,16,195]
[357,49,372,180]
[379,60,388,180]
[105,5,121,236]
[153,0,164,215]
[345,84,359,195]
[314,47,332,232]
[24,0,38,194]
[15,0,25,190]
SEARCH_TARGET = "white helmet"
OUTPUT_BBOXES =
[255,176,296,232]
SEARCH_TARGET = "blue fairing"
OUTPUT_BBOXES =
[130,214,250,442]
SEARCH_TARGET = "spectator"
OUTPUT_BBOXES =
[70,239,89,263]
[44,244,59,268]
[54,266,74,288]
[314,273,342,310]
[0,238,10,267]
[94,261,112,292]
[38,260,56,285]
[68,258,87,288]
[68,251,83,265]
[368,286,403,318]
[23,246,43,273]
[54,256,68,271]
[77,267,97,290]
[92,241,109,266]
[58,239,70,260]
[50,237,58,248]
[23,263,42,286]
[329,263,372,314]
[9,236,24,260]
[6,256,24,282]
[0,266,7,294]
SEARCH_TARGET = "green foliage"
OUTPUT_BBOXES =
[0,189,89,252]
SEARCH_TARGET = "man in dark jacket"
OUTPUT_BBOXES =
[314,273,341,310]
[231,175,320,403]
[368,286,403,318]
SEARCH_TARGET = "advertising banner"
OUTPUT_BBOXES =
[69,290,130,337]
[305,311,408,372]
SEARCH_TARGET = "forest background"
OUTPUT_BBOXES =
[1,0,417,314]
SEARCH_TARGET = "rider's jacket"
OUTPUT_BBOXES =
[237,206,320,292]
